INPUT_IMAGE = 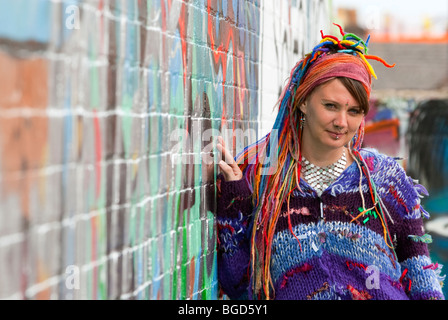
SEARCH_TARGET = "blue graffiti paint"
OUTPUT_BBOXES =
[169,30,183,101]
[0,0,51,43]
[191,246,202,300]
[222,0,228,17]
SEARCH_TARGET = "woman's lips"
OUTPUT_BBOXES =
[327,131,346,139]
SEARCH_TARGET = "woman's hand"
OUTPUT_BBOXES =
[216,136,243,182]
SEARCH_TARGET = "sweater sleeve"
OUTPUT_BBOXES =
[216,173,254,300]
[384,157,445,300]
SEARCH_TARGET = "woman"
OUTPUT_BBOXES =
[215,26,445,300]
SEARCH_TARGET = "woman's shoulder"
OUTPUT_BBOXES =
[359,147,396,163]
[359,147,403,173]
[359,147,412,190]
[360,148,430,218]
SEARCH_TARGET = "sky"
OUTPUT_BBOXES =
[332,0,448,36]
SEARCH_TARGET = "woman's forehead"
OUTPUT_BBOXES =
[311,79,357,102]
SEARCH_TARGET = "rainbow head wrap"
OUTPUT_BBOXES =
[235,24,396,300]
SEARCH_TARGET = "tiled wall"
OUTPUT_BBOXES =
[0,0,329,300]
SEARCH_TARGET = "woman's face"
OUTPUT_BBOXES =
[299,78,364,151]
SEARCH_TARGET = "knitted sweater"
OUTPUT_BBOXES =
[216,148,445,300]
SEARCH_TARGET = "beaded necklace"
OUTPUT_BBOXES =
[302,149,347,195]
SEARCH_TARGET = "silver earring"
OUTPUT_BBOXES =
[300,114,306,129]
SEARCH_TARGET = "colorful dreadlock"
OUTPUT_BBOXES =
[234,24,396,300]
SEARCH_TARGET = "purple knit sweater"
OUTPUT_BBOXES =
[216,148,445,300]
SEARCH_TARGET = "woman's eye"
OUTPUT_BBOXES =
[325,103,336,109]
[349,108,362,115]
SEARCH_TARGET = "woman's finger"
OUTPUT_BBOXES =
[217,136,243,181]
[217,140,234,165]
[218,160,235,180]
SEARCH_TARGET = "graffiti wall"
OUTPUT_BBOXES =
[0,0,329,300]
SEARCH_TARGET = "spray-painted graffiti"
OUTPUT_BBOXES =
[406,99,448,298]
[0,0,331,300]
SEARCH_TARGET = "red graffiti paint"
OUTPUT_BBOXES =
[93,111,102,199]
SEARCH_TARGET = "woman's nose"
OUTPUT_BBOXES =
[333,112,348,129]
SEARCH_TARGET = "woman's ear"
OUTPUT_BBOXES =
[299,101,307,114]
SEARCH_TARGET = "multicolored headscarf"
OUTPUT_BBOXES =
[295,52,372,103]
[235,24,396,299]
